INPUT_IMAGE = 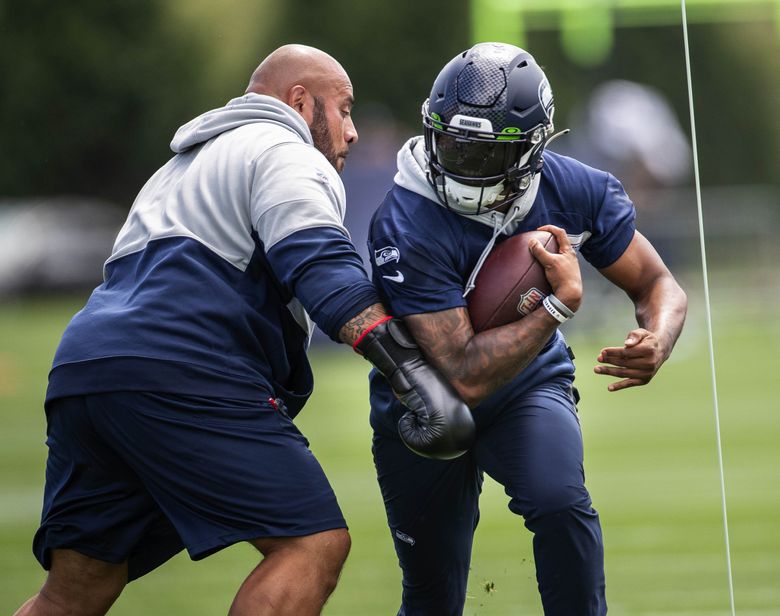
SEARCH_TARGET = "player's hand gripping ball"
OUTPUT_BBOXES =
[467,230,558,333]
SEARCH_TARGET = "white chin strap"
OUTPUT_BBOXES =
[438,171,538,217]
[441,178,507,213]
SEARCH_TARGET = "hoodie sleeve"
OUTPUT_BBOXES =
[252,141,380,341]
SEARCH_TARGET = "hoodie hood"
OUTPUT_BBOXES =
[393,136,540,233]
[170,93,313,153]
[394,136,440,204]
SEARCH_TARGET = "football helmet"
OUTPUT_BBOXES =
[423,42,556,215]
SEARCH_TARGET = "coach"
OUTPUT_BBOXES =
[15,44,471,616]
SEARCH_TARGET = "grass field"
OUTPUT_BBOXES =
[1,286,778,615]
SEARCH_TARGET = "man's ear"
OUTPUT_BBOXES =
[287,84,308,114]
[287,84,315,126]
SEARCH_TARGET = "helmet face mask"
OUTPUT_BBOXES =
[434,133,524,184]
[422,43,556,215]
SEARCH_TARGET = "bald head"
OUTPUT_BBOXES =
[246,44,350,101]
[245,44,358,172]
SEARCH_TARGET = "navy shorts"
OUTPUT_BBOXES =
[372,379,606,616]
[33,391,346,581]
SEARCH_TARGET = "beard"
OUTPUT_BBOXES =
[310,96,341,171]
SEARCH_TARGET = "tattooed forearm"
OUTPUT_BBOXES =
[406,307,559,407]
[339,303,389,346]
[466,310,556,397]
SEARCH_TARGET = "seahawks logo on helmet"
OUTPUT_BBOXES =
[539,79,554,121]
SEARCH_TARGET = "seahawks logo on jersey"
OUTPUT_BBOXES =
[374,246,400,266]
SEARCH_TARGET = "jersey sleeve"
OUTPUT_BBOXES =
[368,230,466,318]
[579,172,636,269]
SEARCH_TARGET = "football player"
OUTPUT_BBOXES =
[368,42,687,615]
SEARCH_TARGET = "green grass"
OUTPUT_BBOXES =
[1,293,778,614]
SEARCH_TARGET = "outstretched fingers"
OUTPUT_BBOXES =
[594,329,664,391]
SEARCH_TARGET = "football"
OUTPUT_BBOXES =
[466,230,558,333]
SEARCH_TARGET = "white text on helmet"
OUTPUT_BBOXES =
[451,115,494,133]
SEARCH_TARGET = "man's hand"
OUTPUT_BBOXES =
[594,328,668,392]
[530,224,583,312]
[353,316,475,459]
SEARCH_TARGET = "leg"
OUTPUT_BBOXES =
[32,392,348,613]
[92,392,349,610]
[475,381,606,616]
[14,549,126,616]
[32,395,185,585]
[373,430,481,616]
[228,529,351,616]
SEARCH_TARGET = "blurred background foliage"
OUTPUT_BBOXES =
[0,0,204,202]
[0,0,778,203]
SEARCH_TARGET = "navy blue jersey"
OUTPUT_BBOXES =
[368,145,636,422]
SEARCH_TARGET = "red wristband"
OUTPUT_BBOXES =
[352,316,393,352]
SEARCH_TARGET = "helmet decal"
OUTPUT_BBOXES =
[539,78,554,121]
[497,127,522,141]
[451,114,494,133]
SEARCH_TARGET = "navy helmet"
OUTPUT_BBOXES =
[423,42,556,214]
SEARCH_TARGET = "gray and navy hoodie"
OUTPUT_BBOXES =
[47,94,378,416]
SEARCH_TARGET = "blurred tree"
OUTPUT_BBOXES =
[165,0,280,109]
[606,22,778,188]
[1,0,775,204]
[691,20,780,186]
[0,0,209,203]
[520,22,779,188]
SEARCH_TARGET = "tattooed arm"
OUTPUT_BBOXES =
[405,308,557,408]
[338,303,389,346]
[405,225,583,408]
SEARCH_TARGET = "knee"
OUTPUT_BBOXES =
[525,500,602,544]
[314,527,350,567]
[255,528,351,590]
[25,550,126,616]
[311,528,351,589]
[292,528,350,597]
[520,482,593,522]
